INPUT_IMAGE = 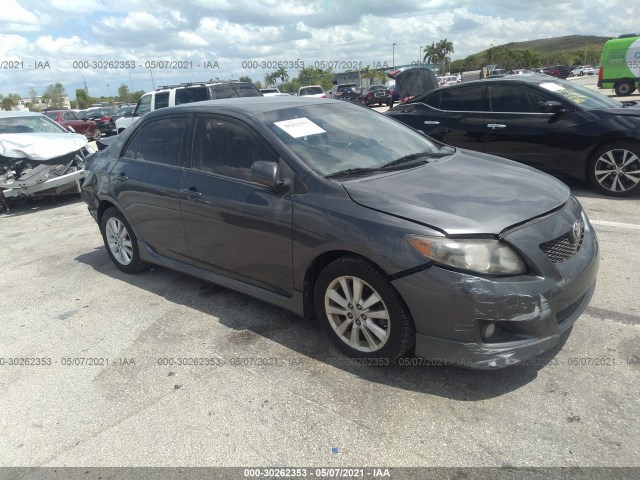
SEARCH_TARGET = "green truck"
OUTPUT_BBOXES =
[598,34,640,96]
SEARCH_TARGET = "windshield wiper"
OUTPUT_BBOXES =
[325,167,386,179]
[381,148,454,169]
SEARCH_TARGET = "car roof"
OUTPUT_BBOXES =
[146,96,342,119]
[0,111,47,118]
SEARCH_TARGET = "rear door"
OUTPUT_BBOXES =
[110,115,192,263]
[391,85,486,151]
[179,114,294,295]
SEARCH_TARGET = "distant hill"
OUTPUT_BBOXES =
[450,35,611,72]
[499,35,610,57]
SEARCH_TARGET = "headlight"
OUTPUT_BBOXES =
[407,235,527,276]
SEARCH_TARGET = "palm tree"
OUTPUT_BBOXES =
[264,72,277,86]
[274,67,289,85]
[422,42,438,64]
[436,38,454,74]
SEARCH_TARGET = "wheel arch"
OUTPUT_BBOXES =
[302,249,400,321]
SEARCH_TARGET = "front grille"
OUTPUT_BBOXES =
[540,223,584,264]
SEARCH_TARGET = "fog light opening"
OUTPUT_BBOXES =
[482,322,497,341]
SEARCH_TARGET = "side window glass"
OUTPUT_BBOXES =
[135,95,152,116]
[209,84,237,99]
[135,117,187,166]
[175,87,209,105]
[490,85,528,112]
[425,93,441,109]
[121,130,140,159]
[439,87,484,111]
[192,117,274,181]
[154,92,169,109]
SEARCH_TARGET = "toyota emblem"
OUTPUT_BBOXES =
[572,220,582,241]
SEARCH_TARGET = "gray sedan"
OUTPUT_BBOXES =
[81,97,599,368]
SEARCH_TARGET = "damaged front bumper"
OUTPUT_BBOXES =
[392,204,599,369]
[1,168,85,198]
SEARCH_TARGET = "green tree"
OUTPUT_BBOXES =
[117,83,130,102]
[274,67,289,85]
[238,75,252,83]
[264,72,277,86]
[254,80,263,89]
[43,82,67,109]
[1,93,21,111]
[436,38,455,73]
[75,88,90,109]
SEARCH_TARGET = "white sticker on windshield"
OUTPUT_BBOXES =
[540,82,564,92]
[274,117,326,138]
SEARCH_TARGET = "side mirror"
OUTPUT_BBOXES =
[251,161,285,189]
[540,101,564,114]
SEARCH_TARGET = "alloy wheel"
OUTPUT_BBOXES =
[593,148,640,193]
[324,276,390,352]
[105,217,134,265]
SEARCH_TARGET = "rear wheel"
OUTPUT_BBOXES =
[614,81,635,96]
[314,256,415,361]
[588,141,640,196]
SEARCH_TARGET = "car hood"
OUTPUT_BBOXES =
[342,150,570,235]
[0,132,88,161]
[603,103,640,116]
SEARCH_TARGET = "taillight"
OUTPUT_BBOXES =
[598,66,603,83]
[101,116,109,122]
[321,95,327,98]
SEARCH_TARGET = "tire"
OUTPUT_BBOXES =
[614,81,635,96]
[100,207,148,273]
[314,256,415,361]
[588,141,640,197]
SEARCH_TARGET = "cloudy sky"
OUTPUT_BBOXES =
[0,0,637,99]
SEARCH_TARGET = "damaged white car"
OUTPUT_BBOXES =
[0,112,95,209]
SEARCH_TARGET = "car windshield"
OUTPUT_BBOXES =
[0,115,67,134]
[537,79,622,109]
[258,101,446,177]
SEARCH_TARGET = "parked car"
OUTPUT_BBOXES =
[82,107,114,136]
[0,111,94,207]
[331,83,359,100]
[385,75,640,196]
[361,85,392,106]
[116,81,263,134]
[108,106,135,134]
[82,97,598,368]
[298,85,327,98]
[43,110,100,140]
[552,65,572,79]
[260,87,283,96]
[570,66,595,76]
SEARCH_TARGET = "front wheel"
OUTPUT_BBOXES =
[588,142,640,197]
[614,81,635,96]
[314,256,415,361]
[100,207,148,273]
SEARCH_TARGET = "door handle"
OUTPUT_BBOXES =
[181,187,202,197]
[487,124,507,129]
[423,120,440,125]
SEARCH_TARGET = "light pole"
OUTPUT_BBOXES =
[107,83,111,98]
[393,43,396,68]
[418,46,422,65]
[490,44,494,65]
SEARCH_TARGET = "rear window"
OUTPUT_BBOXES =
[300,86,324,95]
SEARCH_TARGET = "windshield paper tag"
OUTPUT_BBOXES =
[540,82,564,92]
[274,118,326,138]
